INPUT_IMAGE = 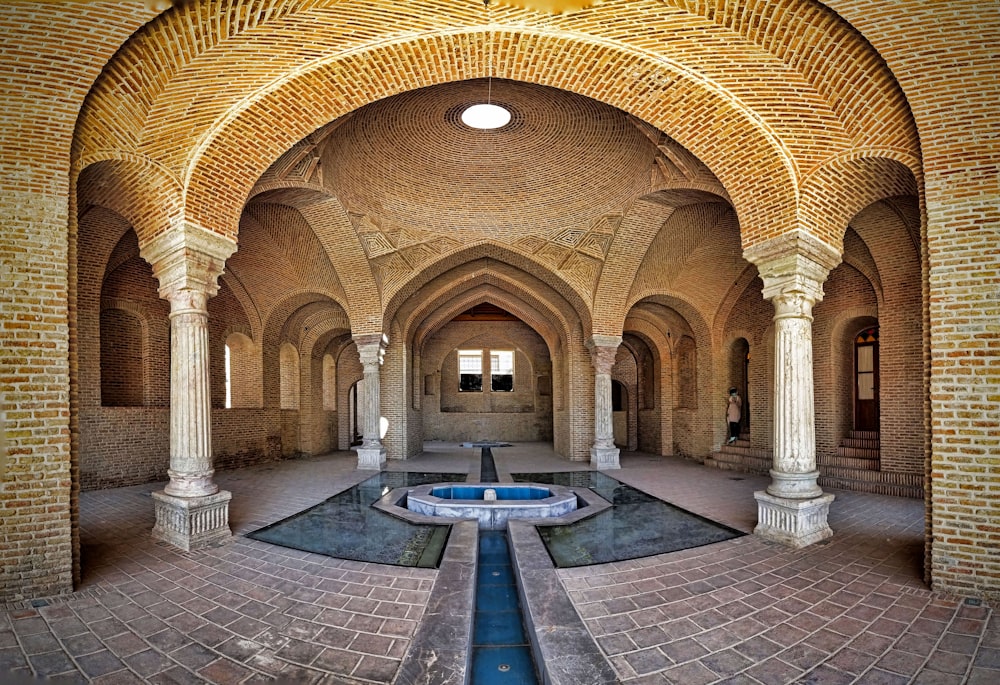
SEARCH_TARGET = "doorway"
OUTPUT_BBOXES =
[854,326,879,431]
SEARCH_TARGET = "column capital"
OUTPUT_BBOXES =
[354,334,388,369]
[743,230,841,305]
[586,335,622,374]
[140,223,237,301]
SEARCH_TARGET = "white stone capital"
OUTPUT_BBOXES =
[744,230,841,308]
[140,223,237,301]
[354,334,388,371]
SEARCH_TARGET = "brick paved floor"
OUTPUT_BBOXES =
[1,444,997,684]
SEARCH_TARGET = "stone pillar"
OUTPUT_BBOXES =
[141,227,236,551]
[354,334,387,470]
[745,232,840,548]
[588,335,621,470]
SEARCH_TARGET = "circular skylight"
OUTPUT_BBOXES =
[461,103,511,129]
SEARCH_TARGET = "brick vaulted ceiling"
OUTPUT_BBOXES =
[74,0,921,334]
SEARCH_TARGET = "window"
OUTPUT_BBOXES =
[224,344,232,408]
[323,354,336,410]
[491,350,514,392]
[458,350,483,392]
[280,342,299,409]
[225,332,258,408]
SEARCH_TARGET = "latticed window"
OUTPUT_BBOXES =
[491,350,514,391]
[458,349,483,392]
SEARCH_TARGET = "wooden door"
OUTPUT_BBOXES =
[854,327,879,431]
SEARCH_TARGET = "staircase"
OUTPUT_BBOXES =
[708,431,924,499]
[707,434,770,476]
[818,431,923,498]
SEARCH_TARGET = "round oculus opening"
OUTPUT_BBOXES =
[461,103,511,129]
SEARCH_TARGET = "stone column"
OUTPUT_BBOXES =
[588,335,621,470]
[141,227,236,551]
[745,232,840,548]
[354,334,387,470]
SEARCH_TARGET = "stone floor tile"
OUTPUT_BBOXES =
[146,666,205,685]
[91,670,147,685]
[351,653,399,682]
[854,667,914,684]
[76,649,127,678]
[623,646,672,676]
[967,666,1000,685]
[924,649,973,675]
[123,648,175,678]
[659,660,718,685]
[660,637,709,663]
[198,657,255,684]
[699,647,754,678]
[28,650,78,678]
[801,663,856,685]
[876,648,928,677]
[743,656,802,684]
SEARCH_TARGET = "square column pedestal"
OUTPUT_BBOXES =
[590,446,621,470]
[152,490,232,551]
[754,490,835,548]
[355,446,387,471]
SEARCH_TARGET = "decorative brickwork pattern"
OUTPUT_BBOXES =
[1,0,996,603]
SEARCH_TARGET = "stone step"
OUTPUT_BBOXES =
[838,438,880,450]
[835,446,881,459]
[708,448,770,476]
[821,454,880,470]
[818,470,923,499]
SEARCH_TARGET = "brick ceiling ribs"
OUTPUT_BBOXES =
[75,0,920,339]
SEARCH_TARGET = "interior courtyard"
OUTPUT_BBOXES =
[1,0,998,682]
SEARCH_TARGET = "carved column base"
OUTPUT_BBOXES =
[151,490,232,552]
[766,469,823,499]
[754,490,834,548]
[590,446,620,470]
[354,445,387,471]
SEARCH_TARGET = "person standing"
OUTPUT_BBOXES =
[726,387,742,444]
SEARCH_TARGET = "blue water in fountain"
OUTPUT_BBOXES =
[470,447,540,683]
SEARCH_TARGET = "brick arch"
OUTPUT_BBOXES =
[260,291,350,406]
[99,297,152,408]
[594,192,730,336]
[659,0,917,152]
[400,264,578,339]
[385,247,592,335]
[260,195,377,332]
[712,264,760,346]
[182,31,801,248]
[218,272,263,343]
[279,300,350,350]
[411,284,563,357]
[74,0,921,265]
[76,156,185,246]
[628,294,715,453]
[800,151,921,252]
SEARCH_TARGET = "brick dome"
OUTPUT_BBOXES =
[321,79,654,240]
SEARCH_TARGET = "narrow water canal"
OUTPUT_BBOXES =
[471,447,540,683]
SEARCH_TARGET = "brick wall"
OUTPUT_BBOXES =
[1,0,996,604]
[421,321,553,444]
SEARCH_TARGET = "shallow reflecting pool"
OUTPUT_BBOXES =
[246,471,466,568]
[512,471,744,568]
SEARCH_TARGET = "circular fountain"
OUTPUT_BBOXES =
[405,482,578,530]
